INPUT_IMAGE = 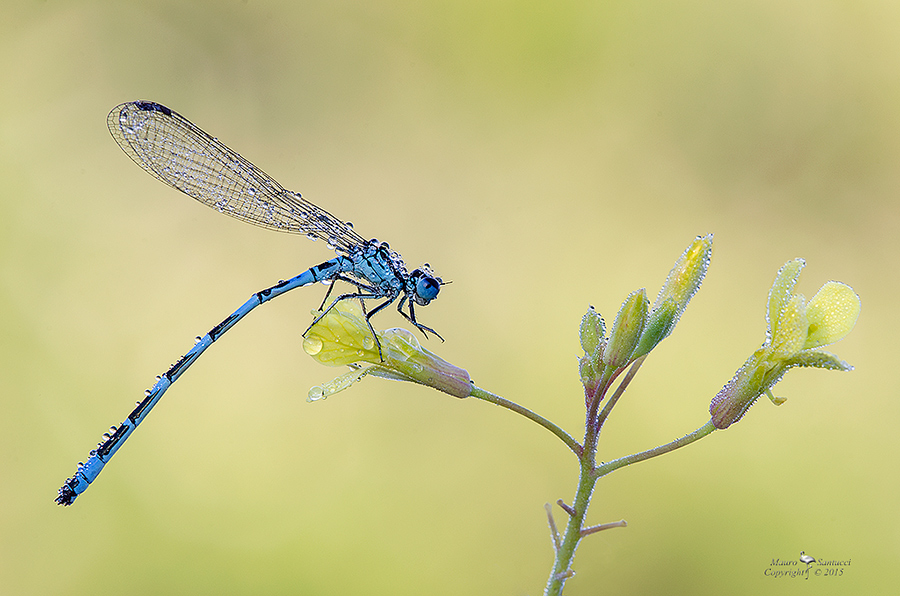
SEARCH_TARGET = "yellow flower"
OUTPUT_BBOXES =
[709,259,860,429]
[303,300,471,399]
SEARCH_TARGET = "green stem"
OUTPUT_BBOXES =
[544,367,612,596]
[470,385,582,456]
[596,355,646,430]
[544,458,597,596]
[469,380,716,595]
[594,419,717,479]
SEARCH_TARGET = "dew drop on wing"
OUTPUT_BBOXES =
[194,336,202,344]
[144,389,151,397]
[345,221,354,229]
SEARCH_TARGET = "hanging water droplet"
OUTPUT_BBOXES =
[307,386,327,402]
[303,336,324,356]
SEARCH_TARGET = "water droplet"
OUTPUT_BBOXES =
[303,337,324,356]
[362,335,375,350]
[307,233,317,241]
[307,386,327,402]
[345,221,354,229]
[155,375,161,381]
[144,389,151,397]
[194,336,202,344]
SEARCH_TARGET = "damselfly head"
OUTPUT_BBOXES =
[411,267,442,305]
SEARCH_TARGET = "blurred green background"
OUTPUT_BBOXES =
[1,1,896,594]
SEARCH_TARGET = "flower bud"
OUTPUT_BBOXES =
[603,289,648,369]
[634,234,713,357]
[579,306,606,361]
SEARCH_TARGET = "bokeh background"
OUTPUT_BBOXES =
[2,1,896,594]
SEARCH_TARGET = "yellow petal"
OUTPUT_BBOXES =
[767,259,804,338]
[770,294,808,359]
[302,301,381,366]
[803,281,861,348]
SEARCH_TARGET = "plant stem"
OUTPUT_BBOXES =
[544,368,612,596]
[544,368,717,594]
[470,385,582,456]
[596,355,646,430]
[468,382,717,595]
[544,457,597,596]
[594,419,717,479]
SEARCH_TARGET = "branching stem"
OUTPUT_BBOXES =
[470,385,582,456]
